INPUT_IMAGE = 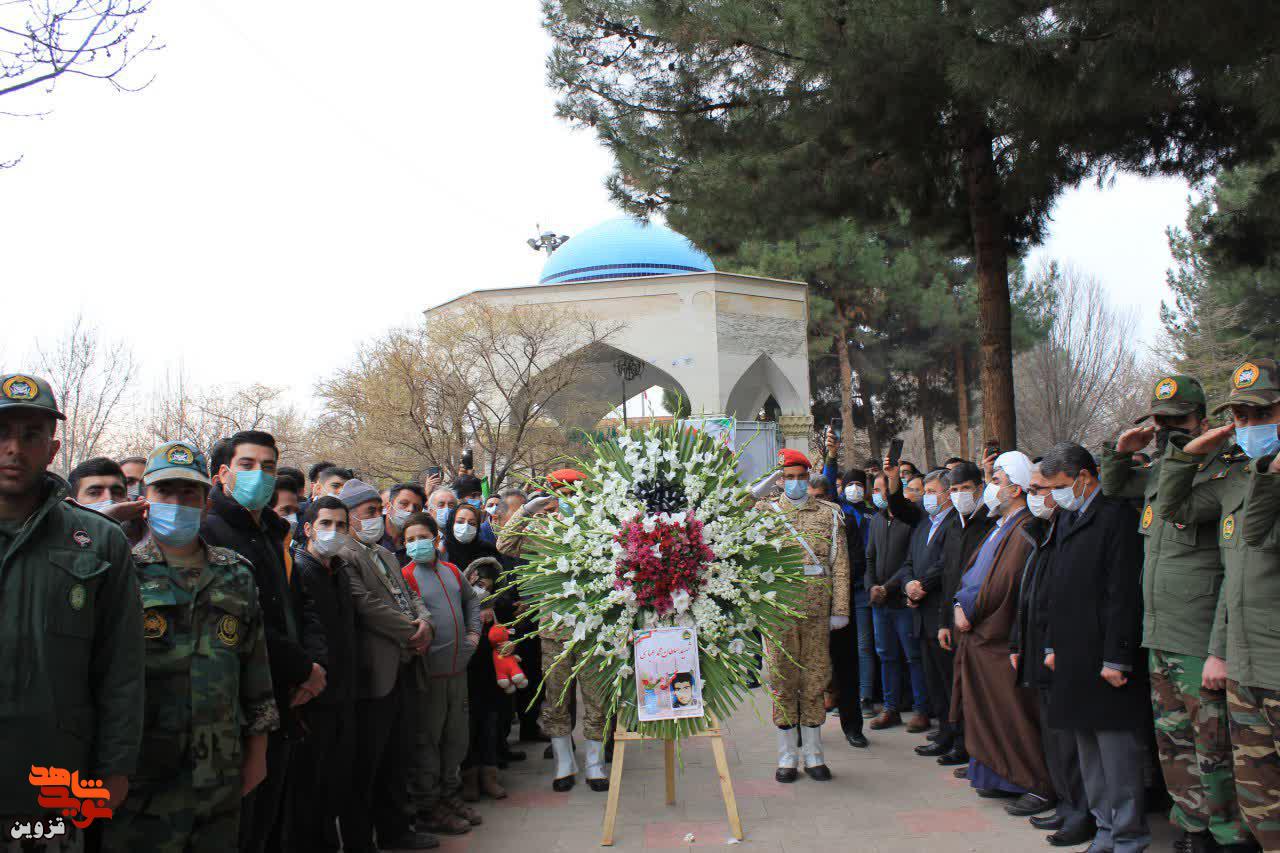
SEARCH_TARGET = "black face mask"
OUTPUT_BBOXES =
[1154,427,1189,456]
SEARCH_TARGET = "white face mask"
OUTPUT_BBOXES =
[844,484,864,504]
[951,490,976,516]
[389,507,413,530]
[982,482,1004,515]
[127,484,141,500]
[312,528,347,557]
[453,522,477,544]
[85,499,115,513]
[1027,493,1053,519]
[1051,477,1083,512]
[284,512,298,531]
[923,493,942,516]
[356,516,385,544]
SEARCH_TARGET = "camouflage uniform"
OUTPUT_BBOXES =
[1101,375,1247,846]
[102,538,279,853]
[1158,358,1280,850]
[539,631,608,741]
[757,497,850,728]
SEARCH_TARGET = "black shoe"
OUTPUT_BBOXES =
[1005,793,1056,817]
[927,730,947,743]
[860,698,876,719]
[552,774,575,792]
[977,788,1019,799]
[381,829,441,849]
[937,747,969,766]
[804,764,832,781]
[1218,843,1263,853]
[845,732,868,748]
[587,777,610,792]
[915,742,950,757]
[1047,824,1095,847]
[1030,814,1065,831]
[499,746,527,763]
[775,766,798,783]
[1174,830,1219,853]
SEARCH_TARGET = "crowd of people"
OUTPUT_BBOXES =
[751,358,1280,853]
[0,355,1278,853]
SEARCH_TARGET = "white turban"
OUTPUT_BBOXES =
[994,451,1033,490]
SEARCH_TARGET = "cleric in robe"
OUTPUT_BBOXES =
[950,452,1054,804]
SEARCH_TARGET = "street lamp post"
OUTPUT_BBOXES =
[613,355,645,429]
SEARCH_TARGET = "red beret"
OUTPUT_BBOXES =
[778,449,811,470]
[547,468,586,486]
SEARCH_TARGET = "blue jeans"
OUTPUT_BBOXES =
[871,606,929,713]
[854,587,875,700]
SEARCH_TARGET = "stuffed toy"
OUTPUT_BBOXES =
[489,623,528,693]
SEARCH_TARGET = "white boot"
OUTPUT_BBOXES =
[550,735,577,791]
[800,725,832,780]
[584,739,610,791]
[774,727,800,782]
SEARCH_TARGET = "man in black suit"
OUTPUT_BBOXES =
[934,461,995,766]
[888,470,964,758]
[1041,442,1150,853]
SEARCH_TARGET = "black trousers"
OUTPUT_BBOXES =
[293,703,358,853]
[463,707,500,769]
[349,671,415,851]
[921,634,961,747]
[239,730,293,853]
[514,634,544,737]
[829,624,864,737]
[1039,688,1091,833]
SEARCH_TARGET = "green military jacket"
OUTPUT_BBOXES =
[755,497,850,620]
[132,538,279,790]
[1156,436,1280,690]
[0,473,143,813]
[1100,444,1230,657]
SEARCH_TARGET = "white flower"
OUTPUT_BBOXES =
[728,638,745,655]
[573,621,589,642]
[670,589,691,613]
[563,579,585,599]
[618,664,634,679]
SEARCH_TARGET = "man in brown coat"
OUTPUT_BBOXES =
[952,451,1054,813]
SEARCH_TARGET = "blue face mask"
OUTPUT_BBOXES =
[1236,423,1280,459]
[872,493,888,510]
[783,479,808,501]
[230,469,276,512]
[406,539,436,564]
[435,507,452,528]
[923,493,940,516]
[149,502,203,547]
[466,497,482,508]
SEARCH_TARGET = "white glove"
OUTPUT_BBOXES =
[527,496,557,514]
[749,470,782,500]
[829,615,850,631]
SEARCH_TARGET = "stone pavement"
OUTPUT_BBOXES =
[413,689,1177,853]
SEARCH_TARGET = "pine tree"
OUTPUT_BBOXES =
[544,0,1280,447]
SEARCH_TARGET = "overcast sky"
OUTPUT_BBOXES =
[3,1,1193,411]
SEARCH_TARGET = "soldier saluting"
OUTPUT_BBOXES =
[102,441,278,852]
[1101,374,1252,852]
[1156,357,1280,853]
[0,374,143,852]
[755,449,850,784]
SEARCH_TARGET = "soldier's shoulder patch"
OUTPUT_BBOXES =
[208,545,246,567]
[71,529,91,549]
[1141,505,1154,529]
[1223,514,1236,540]
[68,583,87,611]
[143,609,167,639]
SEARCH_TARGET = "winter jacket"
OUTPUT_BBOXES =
[402,559,481,677]
[293,547,360,706]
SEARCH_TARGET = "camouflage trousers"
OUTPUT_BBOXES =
[540,633,608,741]
[1149,649,1247,845]
[1226,680,1280,851]
[100,773,239,853]
[766,611,832,729]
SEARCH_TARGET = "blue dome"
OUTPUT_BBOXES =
[539,217,715,285]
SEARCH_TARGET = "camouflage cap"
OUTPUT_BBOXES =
[1134,374,1206,423]
[1211,358,1280,415]
[0,373,65,421]
[143,440,211,487]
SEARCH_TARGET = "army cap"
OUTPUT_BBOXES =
[0,373,65,421]
[1134,374,1206,423]
[1212,358,1280,414]
[143,440,211,487]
